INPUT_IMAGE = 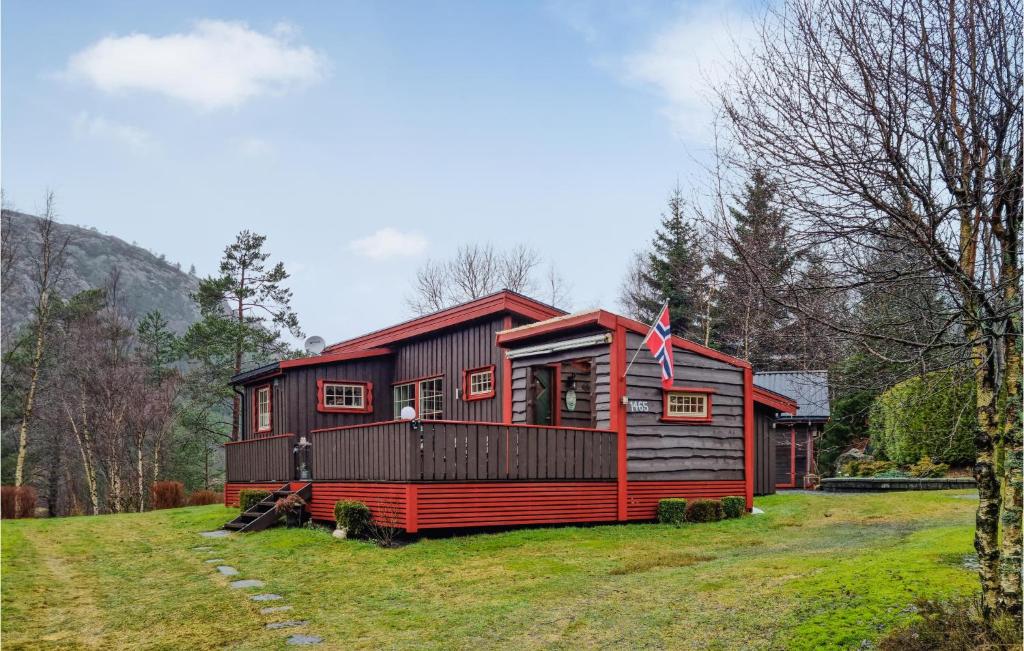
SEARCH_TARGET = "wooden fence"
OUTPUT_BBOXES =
[309,420,617,482]
[225,434,295,482]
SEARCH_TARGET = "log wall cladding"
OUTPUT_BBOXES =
[623,332,746,482]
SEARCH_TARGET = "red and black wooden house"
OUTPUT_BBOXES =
[225,290,797,531]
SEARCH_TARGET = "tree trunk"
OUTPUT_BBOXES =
[137,433,146,513]
[998,320,1022,616]
[67,404,101,516]
[14,291,49,488]
[972,338,1003,619]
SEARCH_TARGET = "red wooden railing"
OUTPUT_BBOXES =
[309,420,617,482]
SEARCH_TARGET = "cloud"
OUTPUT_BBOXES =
[622,2,758,139]
[66,20,327,111]
[73,112,156,153]
[349,228,428,260]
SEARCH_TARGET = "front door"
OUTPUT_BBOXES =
[528,366,556,426]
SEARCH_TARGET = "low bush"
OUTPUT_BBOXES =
[188,490,220,506]
[873,469,911,478]
[721,496,745,519]
[685,499,725,523]
[840,459,897,477]
[878,597,1021,651]
[657,498,688,525]
[0,485,37,519]
[908,457,949,478]
[150,481,185,510]
[334,500,372,537]
[239,489,270,511]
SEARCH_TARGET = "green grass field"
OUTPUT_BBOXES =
[1,491,978,650]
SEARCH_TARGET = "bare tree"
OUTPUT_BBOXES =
[407,243,562,314]
[14,192,70,490]
[543,263,572,310]
[720,0,1021,617]
[618,251,655,321]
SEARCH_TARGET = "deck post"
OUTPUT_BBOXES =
[405,484,419,533]
[612,324,628,521]
[743,366,755,511]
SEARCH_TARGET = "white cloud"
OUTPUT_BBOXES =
[623,2,758,139]
[66,20,327,111]
[349,228,428,260]
[73,112,156,153]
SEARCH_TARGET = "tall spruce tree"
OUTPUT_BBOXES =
[714,170,794,367]
[182,231,301,442]
[638,187,706,339]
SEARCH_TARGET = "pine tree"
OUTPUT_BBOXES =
[639,187,706,339]
[182,231,302,441]
[714,170,795,366]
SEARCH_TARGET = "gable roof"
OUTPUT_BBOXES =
[754,371,830,419]
[325,290,565,353]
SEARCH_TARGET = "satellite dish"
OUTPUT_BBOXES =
[400,406,417,420]
[304,335,326,356]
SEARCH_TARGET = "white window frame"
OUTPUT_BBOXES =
[323,382,366,410]
[393,382,416,419]
[664,390,709,420]
[255,385,272,432]
[418,377,444,420]
[466,367,494,398]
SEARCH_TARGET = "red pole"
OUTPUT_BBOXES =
[405,484,418,533]
[612,325,629,521]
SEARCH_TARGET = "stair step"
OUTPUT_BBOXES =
[224,522,246,530]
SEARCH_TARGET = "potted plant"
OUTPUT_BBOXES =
[275,493,307,528]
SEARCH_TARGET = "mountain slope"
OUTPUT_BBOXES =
[2,210,201,335]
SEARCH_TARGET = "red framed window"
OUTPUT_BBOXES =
[254,384,272,434]
[463,365,495,401]
[661,387,714,423]
[317,380,373,414]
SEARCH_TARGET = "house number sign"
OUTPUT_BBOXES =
[629,400,650,412]
[565,389,577,411]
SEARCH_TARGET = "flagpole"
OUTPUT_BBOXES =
[622,301,669,378]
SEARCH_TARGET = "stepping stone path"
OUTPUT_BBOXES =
[260,606,293,615]
[217,566,239,576]
[287,635,323,646]
[250,593,283,602]
[199,530,230,538]
[266,620,308,630]
[230,579,265,589]
[204,559,225,564]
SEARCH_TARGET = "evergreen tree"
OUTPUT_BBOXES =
[713,170,795,366]
[182,231,301,441]
[638,187,706,339]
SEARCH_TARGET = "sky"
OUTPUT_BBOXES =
[2,0,763,344]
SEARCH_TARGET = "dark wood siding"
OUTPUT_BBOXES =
[624,332,745,481]
[274,358,394,437]
[391,317,506,422]
[508,332,611,429]
[225,435,295,482]
[754,405,776,496]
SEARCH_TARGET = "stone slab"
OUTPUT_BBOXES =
[217,566,239,576]
[260,606,294,615]
[204,559,225,564]
[231,579,265,589]
[250,593,282,602]
[286,635,323,645]
[266,620,308,630]
[200,530,230,538]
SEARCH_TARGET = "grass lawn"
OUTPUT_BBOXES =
[1,491,979,650]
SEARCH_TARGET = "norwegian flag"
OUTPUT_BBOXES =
[644,304,674,388]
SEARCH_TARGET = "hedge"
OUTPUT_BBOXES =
[239,489,270,511]
[657,498,687,525]
[721,496,745,519]
[334,500,372,537]
[685,499,725,523]
[868,370,976,465]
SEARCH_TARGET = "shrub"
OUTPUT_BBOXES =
[239,489,270,511]
[840,459,897,477]
[868,370,976,465]
[908,457,949,478]
[150,481,185,510]
[334,500,372,537]
[657,498,688,525]
[275,493,306,514]
[188,490,220,506]
[721,496,745,519]
[0,485,37,519]
[873,469,910,478]
[878,597,1021,651]
[685,499,725,523]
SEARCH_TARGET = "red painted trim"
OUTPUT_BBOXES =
[502,316,513,423]
[253,384,272,434]
[752,385,798,414]
[462,365,496,401]
[325,291,564,353]
[316,379,373,414]
[495,310,618,345]
[224,433,294,446]
[625,480,747,520]
[279,347,393,370]
[310,418,616,434]
[660,387,714,423]
[743,366,754,511]
[612,325,628,521]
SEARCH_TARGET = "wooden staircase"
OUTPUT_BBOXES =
[224,483,312,533]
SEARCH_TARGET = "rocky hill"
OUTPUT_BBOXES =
[2,210,200,335]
